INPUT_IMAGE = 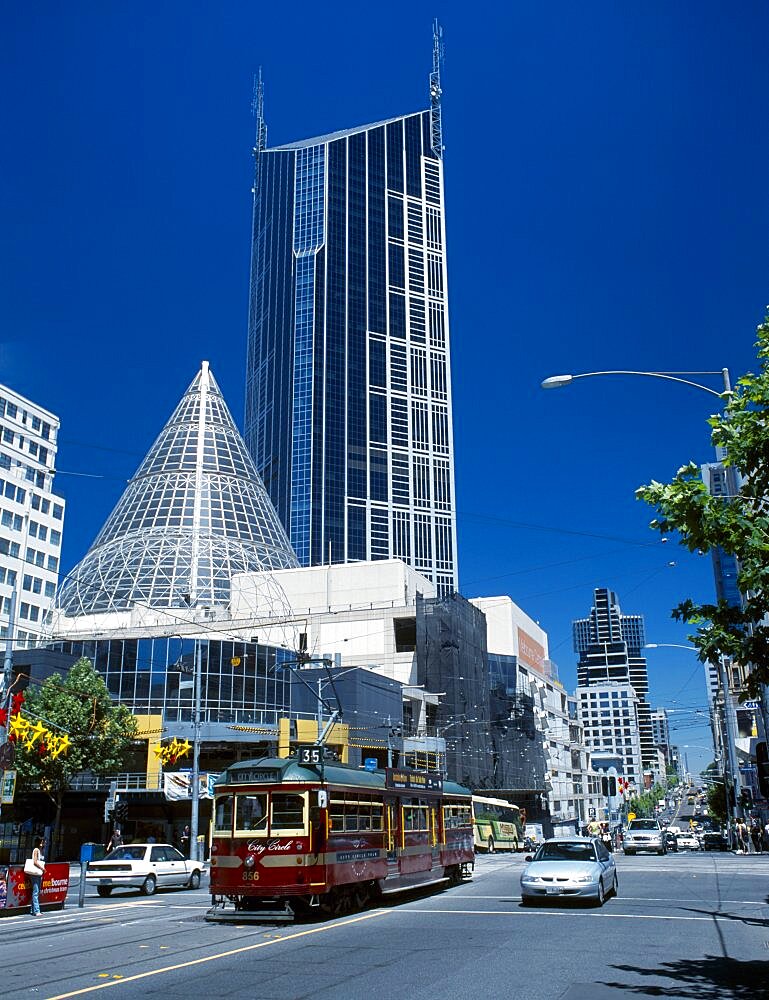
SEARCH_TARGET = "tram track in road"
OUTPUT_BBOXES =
[28,909,394,1000]
[0,899,296,983]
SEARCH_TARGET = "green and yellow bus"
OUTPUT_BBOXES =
[472,795,523,853]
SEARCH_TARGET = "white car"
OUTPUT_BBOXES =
[520,837,618,907]
[86,843,204,897]
[675,831,700,851]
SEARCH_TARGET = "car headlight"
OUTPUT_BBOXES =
[521,875,539,884]
[574,875,595,883]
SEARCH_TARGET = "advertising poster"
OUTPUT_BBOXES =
[1,863,69,911]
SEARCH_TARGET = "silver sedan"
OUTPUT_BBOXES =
[520,837,618,906]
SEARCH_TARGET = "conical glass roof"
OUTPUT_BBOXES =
[57,362,299,616]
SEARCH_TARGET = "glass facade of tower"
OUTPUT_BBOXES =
[245,110,458,594]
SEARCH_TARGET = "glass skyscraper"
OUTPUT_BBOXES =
[244,50,458,594]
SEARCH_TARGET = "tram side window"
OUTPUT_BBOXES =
[214,794,234,834]
[235,793,268,833]
[444,804,472,829]
[329,796,384,832]
[403,800,429,832]
[271,793,306,832]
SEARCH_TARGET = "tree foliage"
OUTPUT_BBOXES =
[636,311,769,697]
[13,657,137,804]
[627,781,669,818]
[706,777,727,824]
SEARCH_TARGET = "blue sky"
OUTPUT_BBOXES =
[3,2,768,772]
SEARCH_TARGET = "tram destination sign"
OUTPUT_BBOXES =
[231,768,281,783]
[386,768,443,792]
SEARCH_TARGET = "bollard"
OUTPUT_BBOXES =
[78,861,87,907]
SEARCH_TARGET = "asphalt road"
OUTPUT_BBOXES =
[2,851,768,1000]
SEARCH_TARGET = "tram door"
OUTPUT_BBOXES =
[430,805,442,868]
[386,801,399,876]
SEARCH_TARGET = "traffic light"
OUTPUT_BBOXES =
[114,800,129,823]
[601,776,609,796]
[609,777,617,797]
[757,741,769,798]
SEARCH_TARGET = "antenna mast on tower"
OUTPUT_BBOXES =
[252,67,267,154]
[429,19,444,158]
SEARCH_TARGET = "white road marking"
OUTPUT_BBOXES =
[402,908,739,922]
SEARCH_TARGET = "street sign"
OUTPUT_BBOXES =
[627,811,636,821]
[364,758,378,772]
[744,700,759,710]
[298,745,325,766]
[1,769,16,804]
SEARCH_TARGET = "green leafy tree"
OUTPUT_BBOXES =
[706,778,727,824]
[637,311,769,698]
[13,658,137,856]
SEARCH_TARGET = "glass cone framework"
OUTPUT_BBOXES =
[57,362,298,617]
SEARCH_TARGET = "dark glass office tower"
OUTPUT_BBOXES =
[244,42,458,595]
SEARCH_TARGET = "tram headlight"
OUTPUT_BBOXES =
[244,854,256,869]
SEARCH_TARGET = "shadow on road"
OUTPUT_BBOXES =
[678,905,769,929]
[601,956,769,999]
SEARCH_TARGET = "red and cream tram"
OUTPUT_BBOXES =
[206,754,474,921]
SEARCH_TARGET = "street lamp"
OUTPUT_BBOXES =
[541,369,731,396]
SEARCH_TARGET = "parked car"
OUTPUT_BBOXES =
[86,843,204,897]
[623,819,667,856]
[520,837,617,907]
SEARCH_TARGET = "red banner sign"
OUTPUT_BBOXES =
[0,863,69,911]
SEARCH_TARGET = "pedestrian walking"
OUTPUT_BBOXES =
[735,819,749,854]
[106,828,123,853]
[180,825,190,857]
[751,820,762,854]
[27,837,45,916]
[763,820,769,853]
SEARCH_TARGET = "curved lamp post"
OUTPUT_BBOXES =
[541,369,731,396]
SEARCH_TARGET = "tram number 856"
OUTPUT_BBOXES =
[242,871,260,881]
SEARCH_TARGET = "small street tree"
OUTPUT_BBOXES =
[636,310,769,699]
[11,657,137,856]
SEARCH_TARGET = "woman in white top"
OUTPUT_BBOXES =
[29,837,45,916]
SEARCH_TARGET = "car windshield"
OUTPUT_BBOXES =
[629,820,658,831]
[103,846,147,861]
[535,842,595,862]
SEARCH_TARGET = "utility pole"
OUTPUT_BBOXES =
[189,639,203,863]
[717,654,743,828]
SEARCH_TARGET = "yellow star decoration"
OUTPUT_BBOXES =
[10,712,70,759]
[49,734,71,760]
[9,713,30,739]
[154,737,192,765]
[26,720,47,747]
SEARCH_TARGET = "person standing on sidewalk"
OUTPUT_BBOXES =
[29,837,45,916]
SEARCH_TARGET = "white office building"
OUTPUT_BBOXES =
[575,682,644,790]
[0,384,65,647]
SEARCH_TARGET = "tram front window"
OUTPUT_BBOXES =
[214,794,233,834]
[271,793,306,833]
[235,793,268,833]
